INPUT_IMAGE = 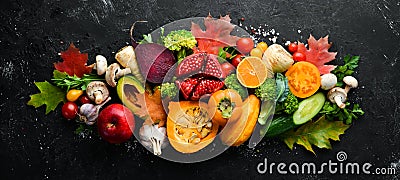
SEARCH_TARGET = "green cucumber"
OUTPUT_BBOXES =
[264,115,297,137]
[293,92,325,125]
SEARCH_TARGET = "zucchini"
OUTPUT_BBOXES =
[264,115,297,137]
[293,92,325,125]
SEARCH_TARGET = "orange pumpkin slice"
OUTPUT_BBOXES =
[167,101,218,154]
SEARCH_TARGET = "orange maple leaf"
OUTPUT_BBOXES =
[54,43,93,77]
[297,35,337,74]
[191,14,239,55]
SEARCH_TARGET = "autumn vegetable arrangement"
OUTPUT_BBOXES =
[28,14,364,157]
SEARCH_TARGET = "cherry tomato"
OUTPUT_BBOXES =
[231,54,243,67]
[288,42,298,53]
[236,38,254,54]
[250,48,263,58]
[221,62,236,76]
[293,52,306,61]
[79,95,91,104]
[62,102,78,120]
[256,42,268,53]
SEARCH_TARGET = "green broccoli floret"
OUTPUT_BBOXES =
[255,78,277,101]
[160,82,178,99]
[224,74,248,99]
[163,30,197,51]
[281,92,299,114]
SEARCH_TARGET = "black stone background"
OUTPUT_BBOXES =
[0,0,399,179]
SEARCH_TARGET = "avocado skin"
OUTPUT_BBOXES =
[116,75,145,117]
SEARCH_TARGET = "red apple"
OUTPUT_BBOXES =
[97,104,135,144]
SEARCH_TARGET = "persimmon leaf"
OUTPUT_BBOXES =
[54,43,93,78]
[297,35,337,74]
[281,116,350,154]
[27,81,66,114]
[191,14,239,55]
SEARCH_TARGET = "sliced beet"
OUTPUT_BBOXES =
[135,43,176,83]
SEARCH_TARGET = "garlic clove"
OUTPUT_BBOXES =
[78,97,111,125]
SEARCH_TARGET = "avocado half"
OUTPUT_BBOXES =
[116,75,145,117]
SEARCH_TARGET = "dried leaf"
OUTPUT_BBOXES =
[191,14,239,55]
[281,116,350,154]
[297,35,337,74]
[27,81,66,114]
[54,43,93,77]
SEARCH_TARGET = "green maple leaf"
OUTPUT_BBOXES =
[281,116,350,154]
[27,81,66,114]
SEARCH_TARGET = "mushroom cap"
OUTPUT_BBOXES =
[105,63,120,87]
[343,76,358,88]
[320,73,338,90]
[86,81,109,104]
[327,87,347,103]
[95,55,108,75]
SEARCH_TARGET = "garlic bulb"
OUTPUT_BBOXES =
[78,97,111,125]
[139,124,168,156]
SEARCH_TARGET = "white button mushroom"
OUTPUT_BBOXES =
[105,63,132,87]
[89,55,108,75]
[343,76,358,93]
[327,87,347,108]
[86,81,110,104]
[320,73,338,90]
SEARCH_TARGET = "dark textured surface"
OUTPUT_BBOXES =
[1,0,399,179]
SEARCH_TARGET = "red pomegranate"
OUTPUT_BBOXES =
[175,53,226,100]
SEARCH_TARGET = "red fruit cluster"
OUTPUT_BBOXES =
[175,53,226,100]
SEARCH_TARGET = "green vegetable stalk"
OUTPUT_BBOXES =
[255,78,277,126]
[51,70,104,91]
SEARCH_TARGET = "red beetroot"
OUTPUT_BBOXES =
[135,43,176,83]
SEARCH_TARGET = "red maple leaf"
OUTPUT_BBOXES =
[297,35,337,74]
[191,14,239,55]
[54,43,93,77]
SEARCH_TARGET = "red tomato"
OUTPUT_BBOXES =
[79,95,91,104]
[293,52,306,61]
[221,62,236,76]
[236,38,254,54]
[231,54,243,67]
[288,42,298,53]
[62,102,78,120]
